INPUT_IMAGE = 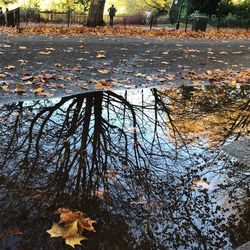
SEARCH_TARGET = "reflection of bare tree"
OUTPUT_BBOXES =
[0,86,249,249]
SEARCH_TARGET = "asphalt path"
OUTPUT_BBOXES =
[0,34,249,104]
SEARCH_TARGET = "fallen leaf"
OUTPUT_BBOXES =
[34,87,44,94]
[19,46,27,50]
[65,236,87,248]
[38,51,52,55]
[47,208,96,248]
[15,85,25,94]
[231,79,237,88]
[205,70,213,76]
[95,80,112,89]
[96,53,106,59]
[5,65,16,70]
[98,69,110,74]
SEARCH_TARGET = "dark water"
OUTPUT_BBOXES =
[0,85,249,250]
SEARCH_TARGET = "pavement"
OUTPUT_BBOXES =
[223,138,250,167]
[0,33,250,104]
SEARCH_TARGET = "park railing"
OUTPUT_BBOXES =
[17,8,249,29]
[20,10,149,26]
[19,10,171,27]
[0,8,20,28]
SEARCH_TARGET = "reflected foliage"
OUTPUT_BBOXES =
[0,86,249,249]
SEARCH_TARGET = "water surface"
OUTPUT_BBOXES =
[0,85,249,249]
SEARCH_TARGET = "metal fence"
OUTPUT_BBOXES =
[2,8,248,29]
[19,10,171,26]
[0,8,20,27]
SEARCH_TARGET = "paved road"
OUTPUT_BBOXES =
[0,34,249,104]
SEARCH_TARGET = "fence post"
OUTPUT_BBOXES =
[123,15,126,27]
[15,8,20,30]
[67,8,70,27]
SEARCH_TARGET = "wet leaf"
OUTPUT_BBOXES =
[47,208,96,248]
[65,236,87,248]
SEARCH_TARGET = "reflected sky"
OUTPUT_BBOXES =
[0,85,249,250]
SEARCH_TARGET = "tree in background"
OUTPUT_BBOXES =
[234,0,250,21]
[187,0,222,17]
[144,0,170,15]
[87,0,106,26]
[0,0,16,7]
[216,0,233,28]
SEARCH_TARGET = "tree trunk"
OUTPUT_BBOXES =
[87,0,106,27]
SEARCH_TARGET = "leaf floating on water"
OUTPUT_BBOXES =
[47,208,96,248]
[65,236,88,248]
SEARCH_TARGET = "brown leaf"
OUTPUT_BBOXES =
[15,85,25,94]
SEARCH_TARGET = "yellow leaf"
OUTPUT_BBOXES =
[47,209,96,248]
[47,220,79,239]
[205,70,213,76]
[46,222,64,238]
[65,236,87,248]
[34,87,44,94]
[231,79,237,88]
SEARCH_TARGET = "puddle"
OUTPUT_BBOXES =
[0,85,249,249]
